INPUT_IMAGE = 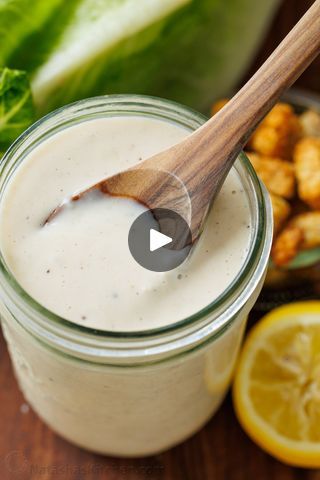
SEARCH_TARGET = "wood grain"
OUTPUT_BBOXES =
[1,2,320,480]
[245,0,320,96]
[48,0,320,242]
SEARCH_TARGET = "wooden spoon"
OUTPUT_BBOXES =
[46,0,320,242]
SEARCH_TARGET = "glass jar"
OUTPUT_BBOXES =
[0,95,272,457]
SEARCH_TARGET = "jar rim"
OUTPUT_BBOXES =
[0,94,272,357]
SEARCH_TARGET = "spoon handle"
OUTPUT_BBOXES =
[187,0,320,174]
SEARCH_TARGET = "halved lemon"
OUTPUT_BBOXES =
[233,301,320,467]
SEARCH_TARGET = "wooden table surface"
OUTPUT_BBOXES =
[1,1,320,479]
[1,312,320,480]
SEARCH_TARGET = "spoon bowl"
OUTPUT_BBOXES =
[46,0,320,241]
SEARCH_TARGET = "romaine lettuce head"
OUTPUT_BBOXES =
[2,0,280,114]
[0,0,65,66]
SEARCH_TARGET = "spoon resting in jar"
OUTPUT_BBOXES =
[45,0,320,244]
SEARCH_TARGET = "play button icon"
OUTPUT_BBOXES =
[150,229,172,252]
[128,208,192,272]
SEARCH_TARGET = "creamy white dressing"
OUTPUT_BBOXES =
[0,116,251,331]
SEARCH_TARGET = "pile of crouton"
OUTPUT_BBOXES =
[212,101,320,267]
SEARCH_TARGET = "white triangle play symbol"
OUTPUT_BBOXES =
[150,229,172,252]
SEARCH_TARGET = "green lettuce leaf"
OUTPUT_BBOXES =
[4,0,280,114]
[0,68,34,152]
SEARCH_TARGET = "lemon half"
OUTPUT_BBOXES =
[233,302,320,467]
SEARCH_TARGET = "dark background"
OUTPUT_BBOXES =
[1,1,320,479]
[246,0,320,94]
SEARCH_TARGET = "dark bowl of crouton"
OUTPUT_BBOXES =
[212,90,320,309]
